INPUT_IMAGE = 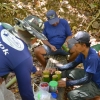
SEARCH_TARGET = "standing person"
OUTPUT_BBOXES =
[34,10,72,69]
[57,31,100,100]
[0,22,42,100]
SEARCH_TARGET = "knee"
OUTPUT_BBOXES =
[67,90,78,100]
[34,47,41,54]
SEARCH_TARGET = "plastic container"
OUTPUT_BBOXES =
[39,82,49,92]
[51,92,58,99]
[49,81,58,92]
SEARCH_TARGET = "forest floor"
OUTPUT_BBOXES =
[5,35,100,100]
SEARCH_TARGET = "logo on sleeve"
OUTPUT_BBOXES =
[1,29,24,51]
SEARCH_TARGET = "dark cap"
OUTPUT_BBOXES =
[68,31,90,49]
[46,10,59,25]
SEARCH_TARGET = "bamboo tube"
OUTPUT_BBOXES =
[52,75,58,81]
[55,71,62,80]
[42,75,50,82]
[43,70,50,75]
[6,76,17,88]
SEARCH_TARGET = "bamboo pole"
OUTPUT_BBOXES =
[6,76,17,88]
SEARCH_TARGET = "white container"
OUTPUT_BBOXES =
[39,82,49,92]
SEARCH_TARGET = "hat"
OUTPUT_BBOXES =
[68,31,90,49]
[2,23,13,30]
[46,10,59,25]
[14,15,47,40]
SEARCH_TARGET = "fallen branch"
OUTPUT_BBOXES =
[86,10,100,31]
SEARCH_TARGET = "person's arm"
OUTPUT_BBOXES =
[31,66,37,73]
[66,72,93,86]
[42,23,57,51]
[64,19,72,42]
[42,40,52,47]
[42,40,57,51]
[66,36,72,42]
[56,61,79,71]
[42,22,52,47]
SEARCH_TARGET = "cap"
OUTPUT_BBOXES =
[67,31,90,49]
[46,10,59,25]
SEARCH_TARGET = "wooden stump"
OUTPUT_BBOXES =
[46,55,67,100]
[46,55,67,68]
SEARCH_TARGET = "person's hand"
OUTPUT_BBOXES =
[35,70,42,76]
[98,50,100,57]
[46,68,57,74]
[55,63,65,71]
[58,80,66,87]
[73,85,81,89]
[50,45,57,51]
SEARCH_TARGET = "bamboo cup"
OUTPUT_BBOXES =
[55,71,62,80]
[43,70,50,75]
[52,75,58,81]
[42,75,50,82]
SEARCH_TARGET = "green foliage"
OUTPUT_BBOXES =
[0,0,100,35]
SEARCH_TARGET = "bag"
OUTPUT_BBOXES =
[0,82,15,100]
[33,83,56,100]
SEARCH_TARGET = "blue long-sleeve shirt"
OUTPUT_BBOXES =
[57,61,93,86]
[57,48,100,88]
[0,23,36,100]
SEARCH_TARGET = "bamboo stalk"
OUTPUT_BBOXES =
[6,76,17,88]
[62,44,69,52]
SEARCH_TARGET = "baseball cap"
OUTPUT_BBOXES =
[46,10,59,25]
[67,31,90,49]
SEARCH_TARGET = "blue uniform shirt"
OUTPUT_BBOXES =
[43,19,72,49]
[0,24,36,76]
[75,48,100,88]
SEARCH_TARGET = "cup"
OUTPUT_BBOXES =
[43,70,50,75]
[42,75,50,82]
[55,71,62,80]
[52,75,58,81]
